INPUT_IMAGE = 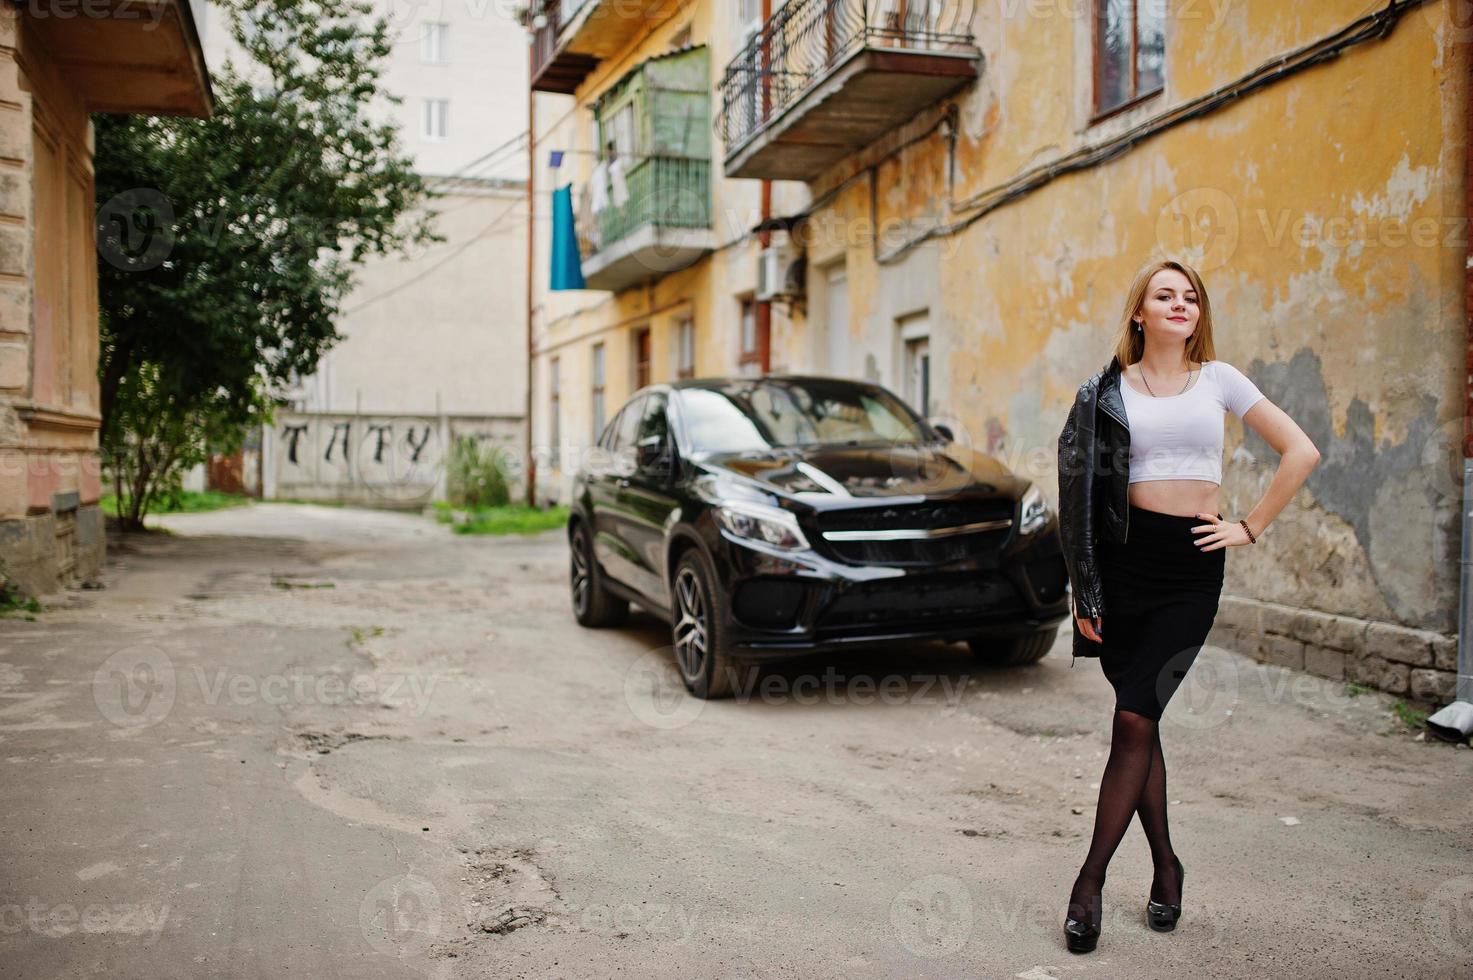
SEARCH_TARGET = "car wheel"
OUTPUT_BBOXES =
[967,626,1058,666]
[570,521,628,628]
[671,549,747,700]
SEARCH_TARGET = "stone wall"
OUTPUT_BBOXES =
[1209,596,1459,710]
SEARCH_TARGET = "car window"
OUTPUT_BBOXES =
[636,393,669,447]
[635,393,674,477]
[675,379,928,455]
[608,396,645,452]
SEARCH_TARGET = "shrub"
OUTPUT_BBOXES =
[447,436,512,509]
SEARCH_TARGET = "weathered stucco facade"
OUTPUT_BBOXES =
[0,2,212,597]
[526,1,811,503]
[525,0,1465,704]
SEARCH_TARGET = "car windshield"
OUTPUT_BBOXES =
[676,379,930,455]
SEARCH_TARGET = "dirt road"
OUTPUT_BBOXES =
[1,503,1469,978]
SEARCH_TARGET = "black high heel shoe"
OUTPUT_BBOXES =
[1064,876,1103,953]
[1147,855,1184,932]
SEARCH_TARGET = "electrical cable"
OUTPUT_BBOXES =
[341,196,527,315]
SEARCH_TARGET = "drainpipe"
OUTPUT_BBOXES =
[1427,39,1473,741]
[759,179,772,372]
[525,84,537,508]
[757,0,773,374]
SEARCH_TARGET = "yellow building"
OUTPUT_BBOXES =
[0,1,212,595]
[524,0,1465,704]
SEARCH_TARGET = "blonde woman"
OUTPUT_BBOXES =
[1056,259,1321,953]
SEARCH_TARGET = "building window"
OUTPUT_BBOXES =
[1094,0,1164,118]
[675,317,695,379]
[899,311,931,417]
[422,22,448,63]
[736,0,762,40]
[549,356,561,448]
[738,297,766,376]
[422,99,449,141]
[633,328,651,389]
[824,261,849,376]
[591,342,606,440]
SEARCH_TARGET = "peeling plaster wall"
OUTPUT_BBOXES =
[792,0,1465,648]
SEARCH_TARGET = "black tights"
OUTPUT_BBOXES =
[1067,707,1181,925]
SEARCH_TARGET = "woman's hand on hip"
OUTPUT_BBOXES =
[1192,513,1252,551]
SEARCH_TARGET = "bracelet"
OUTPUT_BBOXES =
[1239,519,1256,544]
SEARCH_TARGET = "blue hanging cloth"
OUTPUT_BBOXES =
[550,182,586,290]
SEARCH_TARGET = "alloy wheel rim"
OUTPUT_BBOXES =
[672,566,708,681]
[570,529,591,615]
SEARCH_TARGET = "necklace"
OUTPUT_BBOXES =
[1140,361,1195,397]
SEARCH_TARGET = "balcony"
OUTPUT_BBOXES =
[26,0,213,117]
[530,0,683,94]
[717,0,981,180]
[578,156,714,292]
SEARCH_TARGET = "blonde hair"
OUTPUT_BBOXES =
[1110,259,1217,368]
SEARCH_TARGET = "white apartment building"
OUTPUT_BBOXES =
[200,1,530,502]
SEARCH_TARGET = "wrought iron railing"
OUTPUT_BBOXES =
[717,0,977,151]
[577,155,712,259]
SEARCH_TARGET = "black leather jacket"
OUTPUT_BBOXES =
[1057,354,1132,663]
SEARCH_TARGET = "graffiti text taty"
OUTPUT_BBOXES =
[367,424,392,464]
[325,423,351,463]
[404,425,432,463]
[282,424,309,465]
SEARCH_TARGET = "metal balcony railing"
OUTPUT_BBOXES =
[577,155,712,259]
[717,0,977,152]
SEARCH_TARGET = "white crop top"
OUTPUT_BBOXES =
[1119,359,1266,485]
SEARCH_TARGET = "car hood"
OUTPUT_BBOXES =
[696,443,1025,504]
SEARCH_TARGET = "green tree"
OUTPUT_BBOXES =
[94,0,441,529]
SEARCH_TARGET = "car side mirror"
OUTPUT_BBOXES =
[929,421,955,443]
[637,436,675,479]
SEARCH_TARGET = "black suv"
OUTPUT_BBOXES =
[567,376,1070,698]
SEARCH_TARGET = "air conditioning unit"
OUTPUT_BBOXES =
[756,243,804,301]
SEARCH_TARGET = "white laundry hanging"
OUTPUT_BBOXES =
[608,155,629,208]
[589,158,609,214]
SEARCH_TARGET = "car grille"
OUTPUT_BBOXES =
[817,574,1024,636]
[815,500,1014,566]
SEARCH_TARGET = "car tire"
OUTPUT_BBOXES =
[570,521,628,628]
[968,626,1058,666]
[670,548,749,700]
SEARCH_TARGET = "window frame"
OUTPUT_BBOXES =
[421,21,449,64]
[675,317,695,380]
[737,296,766,376]
[422,98,450,141]
[1090,0,1165,123]
[591,342,606,442]
[632,326,651,390]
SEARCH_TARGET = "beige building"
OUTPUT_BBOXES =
[524,1,812,504]
[525,0,1468,706]
[0,1,212,596]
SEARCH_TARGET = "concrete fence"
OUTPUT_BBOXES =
[261,411,524,509]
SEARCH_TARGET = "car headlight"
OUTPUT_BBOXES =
[1019,483,1050,535]
[713,501,811,551]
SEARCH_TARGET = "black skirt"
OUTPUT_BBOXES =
[1094,504,1226,721]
